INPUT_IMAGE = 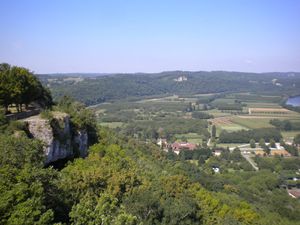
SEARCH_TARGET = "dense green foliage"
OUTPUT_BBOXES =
[0,63,52,112]
[1,123,300,224]
[219,128,282,143]
[254,156,300,172]
[123,118,209,141]
[0,135,56,224]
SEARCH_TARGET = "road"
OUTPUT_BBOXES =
[229,145,259,171]
[242,154,259,171]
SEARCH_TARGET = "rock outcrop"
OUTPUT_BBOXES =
[24,112,88,164]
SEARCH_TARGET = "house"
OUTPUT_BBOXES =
[171,142,197,154]
[174,76,187,82]
[213,149,223,157]
[157,138,168,148]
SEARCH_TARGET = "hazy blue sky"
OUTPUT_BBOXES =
[1,0,300,73]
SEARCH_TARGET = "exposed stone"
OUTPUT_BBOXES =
[74,130,88,157]
[23,112,88,164]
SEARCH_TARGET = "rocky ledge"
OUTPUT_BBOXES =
[24,112,88,164]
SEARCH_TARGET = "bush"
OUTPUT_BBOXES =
[40,109,54,120]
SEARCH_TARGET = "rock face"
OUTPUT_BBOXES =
[24,112,88,164]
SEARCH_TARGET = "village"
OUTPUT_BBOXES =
[156,137,295,158]
[156,137,300,199]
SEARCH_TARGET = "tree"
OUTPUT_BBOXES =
[259,138,266,148]
[280,138,285,146]
[70,194,137,225]
[283,121,292,131]
[250,139,256,148]
[211,125,216,138]
[269,139,276,148]
[0,63,53,112]
[0,135,56,224]
[181,136,188,142]
[294,134,300,146]
[263,145,271,155]
[231,148,243,161]
[0,109,8,132]
[0,63,12,113]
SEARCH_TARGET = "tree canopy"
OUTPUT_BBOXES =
[0,63,52,113]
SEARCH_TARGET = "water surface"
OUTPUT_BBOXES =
[286,96,300,106]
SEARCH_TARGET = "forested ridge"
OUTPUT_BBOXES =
[39,71,300,105]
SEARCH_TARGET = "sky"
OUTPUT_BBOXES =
[0,0,300,73]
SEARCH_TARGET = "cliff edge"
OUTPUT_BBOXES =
[24,111,88,164]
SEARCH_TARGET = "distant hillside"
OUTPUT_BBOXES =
[38,71,300,106]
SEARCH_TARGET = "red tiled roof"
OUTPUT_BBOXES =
[171,142,197,151]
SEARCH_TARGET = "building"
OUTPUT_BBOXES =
[157,138,168,148]
[174,76,187,82]
[255,149,291,157]
[213,149,223,156]
[171,142,197,154]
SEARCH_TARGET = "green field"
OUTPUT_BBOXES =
[175,132,203,144]
[231,117,274,129]
[282,131,300,139]
[206,109,232,117]
[215,123,248,136]
[211,98,236,104]
[95,92,300,143]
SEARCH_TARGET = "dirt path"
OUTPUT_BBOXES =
[242,154,259,171]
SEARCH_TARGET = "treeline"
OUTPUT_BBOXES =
[219,128,282,143]
[270,119,300,131]
[191,111,213,119]
[255,157,300,172]
[0,63,52,113]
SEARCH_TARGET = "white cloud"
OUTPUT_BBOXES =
[244,59,253,64]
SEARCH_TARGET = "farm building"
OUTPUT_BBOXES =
[171,142,197,154]
[213,149,223,156]
[248,108,291,115]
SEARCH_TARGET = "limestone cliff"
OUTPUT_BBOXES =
[24,112,88,164]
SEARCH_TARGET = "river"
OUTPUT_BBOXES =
[286,95,300,107]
